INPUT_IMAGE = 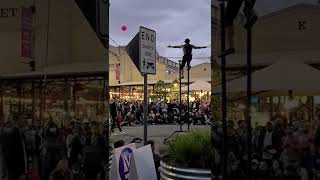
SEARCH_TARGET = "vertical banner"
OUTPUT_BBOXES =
[21,6,33,58]
[116,63,120,81]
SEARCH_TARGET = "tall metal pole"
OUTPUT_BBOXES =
[187,68,190,130]
[143,74,148,145]
[105,1,110,179]
[246,27,253,180]
[179,60,182,131]
[94,0,111,178]
[219,1,228,179]
[64,78,70,127]
[31,0,36,124]
[17,85,22,114]
[73,79,77,117]
[0,81,3,122]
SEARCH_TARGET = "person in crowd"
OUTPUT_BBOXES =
[135,102,143,124]
[257,121,282,158]
[123,101,130,117]
[49,159,72,180]
[114,140,125,149]
[83,125,106,180]
[110,98,122,134]
[2,121,27,180]
[148,111,156,124]
[123,112,137,126]
[67,124,85,169]
[154,112,163,124]
[227,120,241,159]
[83,122,92,145]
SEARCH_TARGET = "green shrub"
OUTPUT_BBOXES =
[166,129,213,169]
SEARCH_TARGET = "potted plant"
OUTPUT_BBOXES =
[159,129,212,180]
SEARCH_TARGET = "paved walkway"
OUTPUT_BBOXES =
[109,124,210,154]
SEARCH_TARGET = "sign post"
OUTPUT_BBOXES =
[143,74,148,145]
[127,26,156,145]
[139,26,156,145]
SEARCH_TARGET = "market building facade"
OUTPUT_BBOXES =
[211,2,320,123]
[0,0,211,122]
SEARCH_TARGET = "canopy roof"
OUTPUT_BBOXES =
[181,80,211,92]
[213,60,320,95]
[217,50,320,68]
[113,77,211,87]
[0,62,108,80]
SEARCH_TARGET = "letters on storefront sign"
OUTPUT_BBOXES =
[0,8,18,18]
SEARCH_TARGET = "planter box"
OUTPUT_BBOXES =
[159,160,211,180]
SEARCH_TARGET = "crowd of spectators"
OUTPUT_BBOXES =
[212,114,320,180]
[110,98,211,133]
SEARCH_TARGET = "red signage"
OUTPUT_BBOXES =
[116,63,120,81]
[21,7,33,58]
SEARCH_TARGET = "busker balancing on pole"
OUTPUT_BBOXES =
[219,0,258,57]
[168,39,208,79]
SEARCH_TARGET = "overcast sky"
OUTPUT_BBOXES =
[109,0,211,65]
[109,0,318,65]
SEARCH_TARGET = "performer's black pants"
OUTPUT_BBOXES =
[180,54,192,70]
[225,0,256,27]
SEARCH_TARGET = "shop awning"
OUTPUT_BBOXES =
[181,80,211,92]
[216,50,320,68]
[213,60,320,95]
[0,61,108,80]
[111,77,211,87]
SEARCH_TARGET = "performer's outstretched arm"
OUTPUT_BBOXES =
[168,45,183,48]
[192,45,208,49]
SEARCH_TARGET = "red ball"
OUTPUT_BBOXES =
[121,25,127,31]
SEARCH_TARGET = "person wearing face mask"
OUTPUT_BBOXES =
[43,120,65,180]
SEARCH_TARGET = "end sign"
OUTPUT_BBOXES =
[126,26,156,75]
[139,26,156,74]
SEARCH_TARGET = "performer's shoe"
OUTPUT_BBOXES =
[218,48,235,58]
[187,65,191,70]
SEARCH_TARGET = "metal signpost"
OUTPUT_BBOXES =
[127,26,156,145]
[140,26,156,145]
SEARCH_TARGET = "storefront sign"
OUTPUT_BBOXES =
[0,8,18,18]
